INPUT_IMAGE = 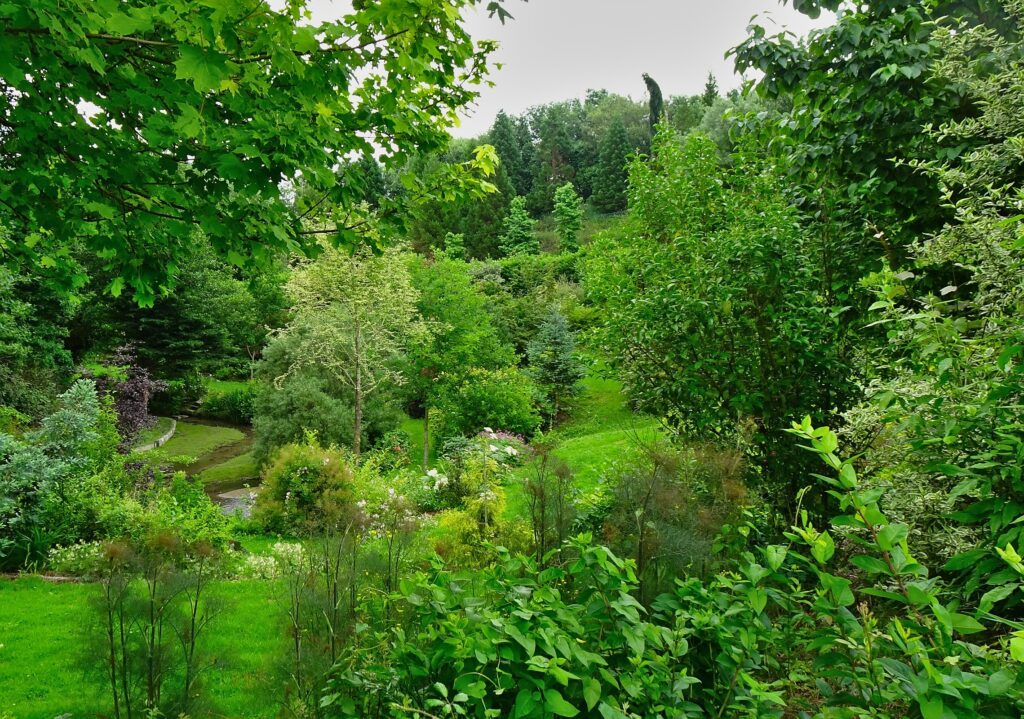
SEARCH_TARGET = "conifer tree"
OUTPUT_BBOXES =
[701,72,720,107]
[527,309,585,426]
[642,73,665,136]
[443,232,466,260]
[499,196,538,256]
[591,121,632,213]
[552,183,584,252]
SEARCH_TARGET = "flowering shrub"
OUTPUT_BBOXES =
[413,430,527,513]
[252,440,356,535]
[48,540,104,576]
[227,541,306,579]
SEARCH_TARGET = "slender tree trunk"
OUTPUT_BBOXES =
[422,405,430,469]
[353,323,362,458]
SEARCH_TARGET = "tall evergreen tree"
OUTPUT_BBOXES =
[489,111,532,196]
[552,183,584,252]
[527,308,585,427]
[642,73,665,136]
[499,197,538,256]
[591,121,632,213]
[701,72,720,106]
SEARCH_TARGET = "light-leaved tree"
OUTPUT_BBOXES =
[276,242,424,456]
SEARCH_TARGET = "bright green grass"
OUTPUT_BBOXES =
[205,378,251,395]
[504,366,662,518]
[400,416,434,470]
[159,421,245,464]
[0,577,284,718]
[133,416,174,447]
[235,534,284,555]
[197,450,259,485]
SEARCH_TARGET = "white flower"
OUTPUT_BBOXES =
[427,468,439,478]
[504,446,518,456]
[483,427,494,434]
[488,444,498,452]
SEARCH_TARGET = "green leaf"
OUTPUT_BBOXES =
[506,626,536,657]
[764,545,787,571]
[174,104,204,139]
[988,668,1015,696]
[819,573,854,607]
[544,688,579,717]
[747,587,768,614]
[513,689,538,719]
[811,531,835,564]
[949,612,985,635]
[582,677,601,711]
[1010,635,1024,662]
[919,696,943,719]
[850,555,890,575]
[877,523,909,551]
[979,584,1016,612]
[175,45,234,92]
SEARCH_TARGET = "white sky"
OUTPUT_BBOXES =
[454,1,831,136]
[298,1,832,137]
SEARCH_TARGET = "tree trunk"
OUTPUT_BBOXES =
[422,405,430,469]
[353,377,362,458]
[353,322,362,457]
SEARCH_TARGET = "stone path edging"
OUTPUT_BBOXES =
[135,418,177,452]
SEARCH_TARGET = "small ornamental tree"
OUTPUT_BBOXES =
[94,345,166,450]
[277,244,424,457]
[499,196,538,256]
[552,183,583,252]
[527,309,585,426]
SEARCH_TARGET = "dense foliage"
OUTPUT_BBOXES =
[5,1,1024,718]
[0,0,510,302]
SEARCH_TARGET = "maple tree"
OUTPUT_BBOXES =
[0,0,513,303]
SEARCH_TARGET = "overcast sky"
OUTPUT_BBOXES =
[453,1,830,137]
[297,1,831,138]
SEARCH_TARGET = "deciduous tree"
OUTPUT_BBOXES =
[0,0,512,303]
[276,243,424,456]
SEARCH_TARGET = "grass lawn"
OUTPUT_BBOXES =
[205,378,252,395]
[158,421,245,464]
[0,576,284,719]
[133,416,174,447]
[504,366,662,517]
[400,415,434,470]
[197,450,259,485]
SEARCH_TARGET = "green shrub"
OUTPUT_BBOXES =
[252,440,357,535]
[325,424,1024,719]
[198,384,256,424]
[150,372,205,416]
[0,380,119,568]
[324,538,685,719]
[436,367,541,440]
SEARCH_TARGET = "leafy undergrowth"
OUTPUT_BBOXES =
[0,577,283,719]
